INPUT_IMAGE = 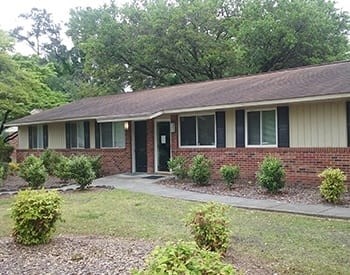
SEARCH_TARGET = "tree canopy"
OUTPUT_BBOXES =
[0,30,68,141]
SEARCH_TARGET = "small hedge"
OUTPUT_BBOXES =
[133,241,235,275]
[189,154,212,186]
[11,189,63,245]
[220,164,240,189]
[40,150,62,176]
[186,202,231,255]
[167,156,188,179]
[69,155,96,189]
[319,168,347,203]
[256,155,285,193]
[19,155,48,189]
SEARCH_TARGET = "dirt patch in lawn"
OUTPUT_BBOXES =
[157,178,350,207]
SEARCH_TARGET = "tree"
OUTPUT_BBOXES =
[236,0,350,73]
[0,30,68,142]
[11,8,62,57]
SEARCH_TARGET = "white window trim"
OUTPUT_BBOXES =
[178,113,216,148]
[99,122,126,149]
[70,121,85,149]
[245,108,278,148]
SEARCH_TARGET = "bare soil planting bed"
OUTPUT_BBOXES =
[157,178,350,207]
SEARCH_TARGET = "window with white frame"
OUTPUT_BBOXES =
[100,122,125,148]
[247,110,276,146]
[29,125,44,149]
[180,115,215,146]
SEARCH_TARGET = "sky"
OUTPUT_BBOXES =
[0,0,349,54]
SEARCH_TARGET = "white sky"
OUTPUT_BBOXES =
[0,0,349,54]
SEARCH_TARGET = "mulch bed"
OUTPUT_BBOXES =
[0,175,72,193]
[157,178,350,207]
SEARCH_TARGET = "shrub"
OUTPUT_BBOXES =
[186,202,230,255]
[40,150,62,176]
[54,155,72,182]
[0,139,14,163]
[319,168,347,203]
[220,164,240,189]
[19,155,48,189]
[0,162,8,180]
[69,155,96,189]
[256,155,285,193]
[88,155,103,178]
[133,241,235,275]
[0,165,4,186]
[189,154,212,185]
[8,162,20,176]
[11,189,63,245]
[167,156,188,179]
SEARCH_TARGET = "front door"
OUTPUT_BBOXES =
[157,121,171,172]
[134,121,147,172]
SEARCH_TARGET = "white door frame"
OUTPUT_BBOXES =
[154,119,172,173]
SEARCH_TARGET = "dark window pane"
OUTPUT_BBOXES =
[248,111,260,145]
[32,126,38,148]
[262,110,276,145]
[101,122,113,147]
[198,115,215,145]
[70,123,77,148]
[180,116,196,146]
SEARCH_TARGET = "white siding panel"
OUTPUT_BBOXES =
[48,123,65,149]
[225,109,235,147]
[290,101,346,147]
[18,126,28,149]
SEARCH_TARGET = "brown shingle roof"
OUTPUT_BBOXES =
[8,61,350,125]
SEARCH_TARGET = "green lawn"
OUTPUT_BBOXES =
[0,189,349,274]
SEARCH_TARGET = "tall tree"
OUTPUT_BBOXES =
[236,0,350,73]
[0,30,68,142]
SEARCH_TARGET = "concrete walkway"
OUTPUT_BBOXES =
[92,174,350,220]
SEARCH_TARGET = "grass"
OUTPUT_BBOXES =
[0,189,349,274]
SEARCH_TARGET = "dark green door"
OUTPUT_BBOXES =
[157,121,170,171]
[135,121,147,172]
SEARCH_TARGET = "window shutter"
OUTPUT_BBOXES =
[235,109,245,147]
[43,125,48,149]
[95,121,100,148]
[65,122,71,149]
[277,106,289,147]
[216,111,226,148]
[28,126,33,149]
[84,121,90,148]
[347,102,350,147]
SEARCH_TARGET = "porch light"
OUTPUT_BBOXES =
[170,122,176,133]
[124,121,129,130]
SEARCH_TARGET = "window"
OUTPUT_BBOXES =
[29,125,47,149]
[67,121,85,148]
[100,122,125,148]
[247,110,276,146]
[180,115,215,146]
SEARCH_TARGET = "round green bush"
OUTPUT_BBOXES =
[40,149,62,176]
[220,164,240,189]
[186,202,231,255]
[319,168,347,203]
[133,241,235,275]
[69,155,96,189]
[11,189,63,245]
[189,154,212,185]
[54,155,72,182]
[19,155,48,189]
[167,156,188,180]
[256,155,285,193]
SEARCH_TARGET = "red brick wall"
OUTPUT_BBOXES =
[147,120,155,173]
[16,126,132,176]
[172,147,350,185]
